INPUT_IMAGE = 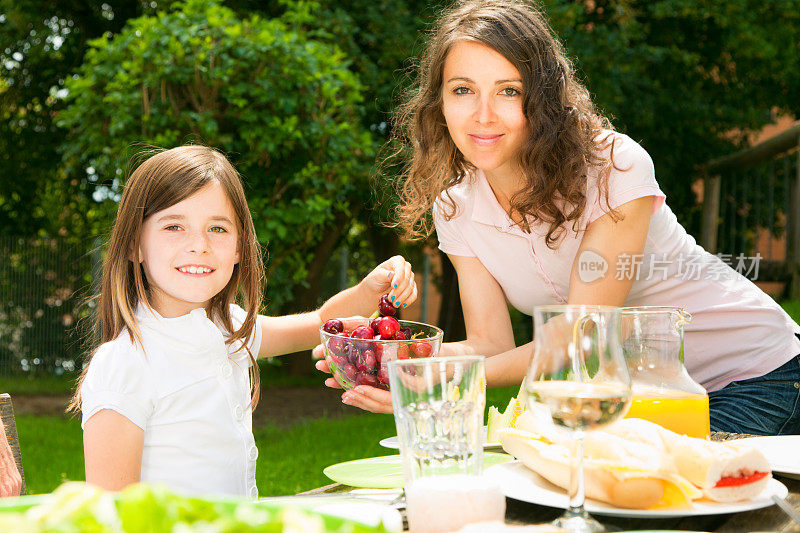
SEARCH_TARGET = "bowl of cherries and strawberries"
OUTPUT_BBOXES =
[319,295,444,391]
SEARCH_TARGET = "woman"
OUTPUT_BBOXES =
[318,0,800,435]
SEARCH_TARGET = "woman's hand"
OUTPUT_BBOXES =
[342,386,393,414]
[0,423,22,497]
[313,345,394,414]
[361,255,418,309]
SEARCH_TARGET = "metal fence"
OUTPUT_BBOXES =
[701,123,800,298]
[0,236,96,375]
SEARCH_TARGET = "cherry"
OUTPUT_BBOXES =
[343,343,358,365]
[400,327,412,339]
[397,344,411,360]
[394,329,407,341]
[351,326,374,339]
[356,353,369,373]
[379,316,401,339]
[327,335,345,356]
[323,319,344,334]
[411,341,433,358]
[378,295,396,317]
[374,341,389,363]
[370,317,382,335]
[363,350,377,372]
[351,325,374,350]
[356,372,379,387]
[377,366,390,384]
[343,363,357,382]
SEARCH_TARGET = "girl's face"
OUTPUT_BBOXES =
[441,40,528,181]
[137,182,240,318]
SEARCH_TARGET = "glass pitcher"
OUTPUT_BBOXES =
[620,306,710,438]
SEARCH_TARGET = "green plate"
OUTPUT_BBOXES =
[323,452,514,489]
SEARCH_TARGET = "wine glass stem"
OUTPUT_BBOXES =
[569,431,587,513]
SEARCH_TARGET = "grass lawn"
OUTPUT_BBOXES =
[0,374,78,396]
[780,300,800,323]
[15,415,84,494]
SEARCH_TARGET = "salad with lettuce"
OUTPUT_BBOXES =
[0,482,393,532]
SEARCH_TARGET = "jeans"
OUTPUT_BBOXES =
[709,349,800,436]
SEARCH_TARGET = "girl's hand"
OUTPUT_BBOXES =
[362,255,417,309]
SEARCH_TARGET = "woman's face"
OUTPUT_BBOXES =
[441,40,528,179]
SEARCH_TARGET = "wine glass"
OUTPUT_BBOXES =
[524,305,631,533]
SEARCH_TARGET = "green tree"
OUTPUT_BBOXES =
[544,0,799,228]
[313,0,435,264]
[0,1,146,238]
[57,0,376,319]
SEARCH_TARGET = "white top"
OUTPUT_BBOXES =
[435,132,800,392]
[80,304,262,498]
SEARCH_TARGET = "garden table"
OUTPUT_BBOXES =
[300,432,800,531]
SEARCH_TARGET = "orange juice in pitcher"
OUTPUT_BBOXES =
[621,307,711,438]
[626,384,710,438]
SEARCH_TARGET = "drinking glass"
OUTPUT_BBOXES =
[388,355,486,483]
[524,305,631,533]
[389,356,504,533]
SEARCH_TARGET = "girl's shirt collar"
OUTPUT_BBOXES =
[135,304,210,325]
[134,304,228,356]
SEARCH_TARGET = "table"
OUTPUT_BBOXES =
[303,432,800,531]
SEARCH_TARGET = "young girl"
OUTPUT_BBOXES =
[69,145,417,497]
[320,0,800,436]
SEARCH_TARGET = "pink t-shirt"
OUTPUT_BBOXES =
[435,132,800,392]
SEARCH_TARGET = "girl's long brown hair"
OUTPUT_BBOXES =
[69,145,264,412]
[394,0,619,247]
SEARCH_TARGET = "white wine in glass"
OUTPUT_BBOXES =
[525,305,631,533]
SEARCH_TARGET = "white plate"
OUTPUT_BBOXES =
[484,460,788,518]
[379,426,502,451]
[734,435,800,479]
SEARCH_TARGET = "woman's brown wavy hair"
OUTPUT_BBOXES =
[393,0,619,247]
[68,145,264,412]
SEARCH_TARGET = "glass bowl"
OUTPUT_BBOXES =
[319,320,444,391]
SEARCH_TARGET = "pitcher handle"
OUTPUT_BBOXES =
[672,308,693,331]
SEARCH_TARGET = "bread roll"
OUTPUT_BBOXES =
[603,419,772,502]
[499,429,699,509]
